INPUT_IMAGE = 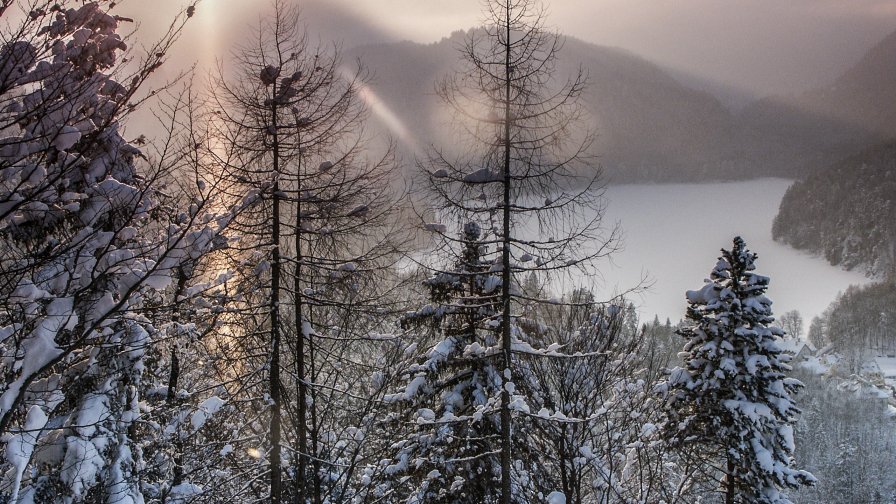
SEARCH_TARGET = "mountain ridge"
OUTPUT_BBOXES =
[347,26,896,183]
[346,29,748,182]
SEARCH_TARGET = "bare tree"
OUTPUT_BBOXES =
[381,0,620,501]
[207,2,407,501]
[0,1,245,501]
[778,310,804,341]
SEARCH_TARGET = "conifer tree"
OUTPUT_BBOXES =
[658,237,815,504]
[377,221,511,502]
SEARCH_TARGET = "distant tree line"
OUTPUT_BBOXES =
[790,369,896,504]
[808,283,896,366]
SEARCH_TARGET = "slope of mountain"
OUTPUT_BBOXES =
[347,30,749,182]
[349,27,896,183]
[827,28,896,138]
[740,28,896,176]
[773,142,896,279]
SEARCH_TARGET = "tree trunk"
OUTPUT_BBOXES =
[168,346,183,486]
[169,267,189,486]
[269,92,283,504]
[309,325,323,504]
[726,455,735,504]
[499,2,513,502]
[295,136,309,504]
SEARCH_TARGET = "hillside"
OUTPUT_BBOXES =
[740,28,896,176]
[349,27,896,183]
[805,282,896,356]
[773,142,896,278]
[347,30,749,182]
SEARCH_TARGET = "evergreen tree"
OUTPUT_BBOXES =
[658,237,815,504]
[377,221,509,502]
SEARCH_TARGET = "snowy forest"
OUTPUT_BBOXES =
[1,0,895,503]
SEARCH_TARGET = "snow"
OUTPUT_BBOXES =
[347,205,369,217]
[547,491,567,504]
[416,408,435,423]
[797,356,832,375]
[640,422,656,437]
[424,222,447,233]
[61,437,105,499]
[508,395,530,413]
[169,483,204,502]
[397,375,427,401]
[0,313,66,415]
[482,275,501,293]
[873,356,896,378]
[5,406,48,501]
[462,168,501,184]
[260,65,280,85]
[723,399,773,424]
[585,179,870,322]
[53,125,81,151]
[191,396,226,431]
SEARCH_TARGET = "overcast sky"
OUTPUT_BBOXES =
[125,0,896,97]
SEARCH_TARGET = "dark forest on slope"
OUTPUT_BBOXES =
[807,282,896,360]
[773,142,896,279]
[740,28,896,177]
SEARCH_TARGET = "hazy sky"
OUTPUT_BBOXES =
[125,0,896,97]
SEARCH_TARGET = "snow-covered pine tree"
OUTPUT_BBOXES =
[657,236,815,504]
[375,221,511,502]
[0,2,234,502]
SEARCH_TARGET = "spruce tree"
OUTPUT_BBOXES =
[658,237,815,504]
[379,221,508,502]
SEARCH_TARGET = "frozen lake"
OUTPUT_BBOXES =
[585,178,870,324]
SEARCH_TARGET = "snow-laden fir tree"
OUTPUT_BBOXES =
[657,237,815,504]
[375,221,531,502]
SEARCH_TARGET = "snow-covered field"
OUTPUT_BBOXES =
[587,178,871,323]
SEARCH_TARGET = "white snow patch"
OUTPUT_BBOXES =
[191,396,225,431]
[547,491,567,504]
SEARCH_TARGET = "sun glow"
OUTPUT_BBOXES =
[343,66,421,153]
